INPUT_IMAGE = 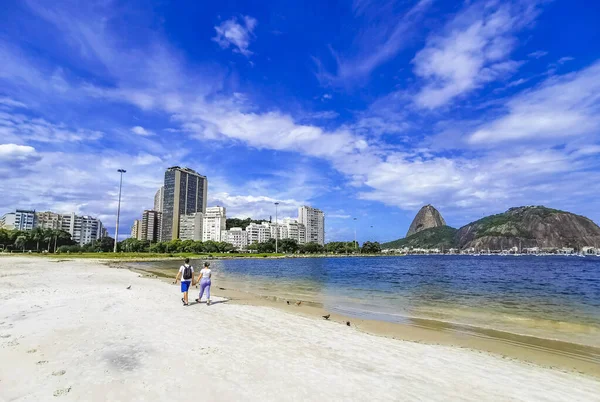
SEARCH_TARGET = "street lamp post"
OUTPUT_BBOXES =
[114,169,126,253]
[353,217,358,251]
[274,202,279,254]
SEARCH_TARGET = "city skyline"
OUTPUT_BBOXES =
[1,1,599,243]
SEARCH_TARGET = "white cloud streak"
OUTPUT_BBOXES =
[413,0,540,109]
[213,16,257,57]
[470,61,600,144]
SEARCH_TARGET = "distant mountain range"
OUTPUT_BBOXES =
[382,206,600,250]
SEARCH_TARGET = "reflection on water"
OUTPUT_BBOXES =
[135,255,600,347]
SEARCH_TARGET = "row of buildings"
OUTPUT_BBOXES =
[0,209,107,245]
[130,166,325,250]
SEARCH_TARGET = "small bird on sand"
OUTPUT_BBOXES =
[346,321,351,326]
[295,301,302,306]
[322,314,330,320]
[286,301,290,305]
[126,285,131,290]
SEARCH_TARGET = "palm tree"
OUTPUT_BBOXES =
[15,235,27,252]
[32,227,44,252]
[43,228,54,252]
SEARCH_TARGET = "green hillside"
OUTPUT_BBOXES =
[382,226,458,249]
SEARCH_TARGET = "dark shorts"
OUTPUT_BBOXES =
[181,281,191,293]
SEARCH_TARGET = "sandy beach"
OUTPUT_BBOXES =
[1,257,599,401]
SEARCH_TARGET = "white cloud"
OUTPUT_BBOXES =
[309,110,339,119]
[213,16,257,57]
[0,110,103,143]
[558,56,574,64]
[327,213,352,219]
[131,126,154,136]
[528,50,548,59]
[413,0,540,109]
[0,97,27,109]
[470,61,600,144]
[0,143,38,161]
[134,152,162,166]
[315,0,433,85]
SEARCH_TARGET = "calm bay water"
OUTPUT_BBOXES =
[138,255,600,347]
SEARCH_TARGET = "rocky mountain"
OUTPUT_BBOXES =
[383,205,600,251]
[382,226,457,250]
[406,205,447,237]
[455,206,600,250]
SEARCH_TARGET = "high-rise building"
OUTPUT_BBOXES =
[284,220,307,245]
[222,227,247,250]
[298,206,325,246]
[154,186,164,213]
[35,211,105,245]
[73,215,104,246]
[131,220,141,239]
[161,167,208,241]
[140,210,162,242]
[269,223,287,241]
[246,222,271,245]
[6,210,37,231]
[179,213,203,241]
[203,206,226,242]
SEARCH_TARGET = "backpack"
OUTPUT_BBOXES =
[183,265,192,280]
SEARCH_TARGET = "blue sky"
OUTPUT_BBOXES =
[1,0,600,243]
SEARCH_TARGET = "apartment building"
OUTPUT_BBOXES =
[246,222,272,244]
[203,206,226,242]
[161,166,207,241]
[222,227,248,250]
[140,210,162,242]
[131,220,141,239]
[179,213,203,241]
[298,206,325,246]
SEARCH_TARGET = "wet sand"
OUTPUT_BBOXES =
[133,264,600,378]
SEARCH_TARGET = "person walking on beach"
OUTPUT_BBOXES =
[195,262,212,306]
[174,258,194,306]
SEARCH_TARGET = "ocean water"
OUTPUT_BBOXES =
[137,255,600,348]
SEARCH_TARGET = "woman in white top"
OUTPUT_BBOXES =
[195,262,212,305]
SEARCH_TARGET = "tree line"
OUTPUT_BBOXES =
[0,228,383,254]
[0,228,77,252]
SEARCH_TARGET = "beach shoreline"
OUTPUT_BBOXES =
[1,256,599,401]
[122,260,600,378]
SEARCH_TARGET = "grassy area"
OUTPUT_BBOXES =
[1,252,285,260]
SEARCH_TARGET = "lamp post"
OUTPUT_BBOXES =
[114,169,126,253]
[353,217,358,251]
[274,202,279,254]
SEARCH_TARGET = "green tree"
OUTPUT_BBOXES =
[15,235,27,252]
[300,242,324,254]
[279,238,299,254]
[361,241,382,254]
[31,227,44,252]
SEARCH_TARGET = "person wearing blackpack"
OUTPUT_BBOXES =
[174,258,194,306]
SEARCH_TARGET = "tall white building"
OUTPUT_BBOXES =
[203,206,226,242]
[154,186,164,213]
[179,213,203,241]
[246,222,272,244]
[269,223,287,241]
[284,220,306,245]
[298,206,325,246]
[222,227,248,250]
[36,212,105,245]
